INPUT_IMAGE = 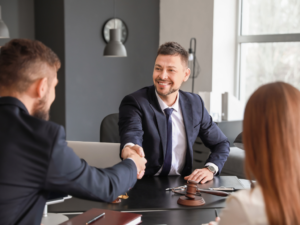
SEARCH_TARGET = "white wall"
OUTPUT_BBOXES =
[160,0,238,96]
[212,0,238,96]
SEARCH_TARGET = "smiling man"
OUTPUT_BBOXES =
[119,42,230,183]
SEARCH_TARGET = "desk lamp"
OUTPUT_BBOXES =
[103,0,127,57]
[0,6,9,38]
[188,38,200,93]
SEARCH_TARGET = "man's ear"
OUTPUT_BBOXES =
[183,68,191,82]
[36,77,48,99]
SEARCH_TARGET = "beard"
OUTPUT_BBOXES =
[32,95,50,121]
[154,79,180,97]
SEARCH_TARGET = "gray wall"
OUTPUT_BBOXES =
[64,0,159,141]
[160,0,214,93]
[35,0,66,128]
[160,0,237,96]
[0,0,35,46]
[2,0,159,142]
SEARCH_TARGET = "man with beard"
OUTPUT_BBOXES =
[119,42,230,183]
[0,39,147,225]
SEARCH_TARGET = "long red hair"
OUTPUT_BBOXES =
[243,82,300,224]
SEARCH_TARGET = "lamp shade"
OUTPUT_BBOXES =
[233,132,244,150]
[0,6,9,38]
[188,48,193,61]
[103,29,127,57]
[188,53,194,61]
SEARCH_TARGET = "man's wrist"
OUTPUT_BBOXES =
[205,163,218,175]
[122,143,136,159]
[126,157,139,174]
[204,167,214,174]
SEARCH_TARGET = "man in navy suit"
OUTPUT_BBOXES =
[0,39,146,225]
[119,42,230,183]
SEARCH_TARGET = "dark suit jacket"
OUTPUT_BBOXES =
[0,97,137,225]
[119,85,230,176]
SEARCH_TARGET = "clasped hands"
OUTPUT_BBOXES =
[121,145,147,179]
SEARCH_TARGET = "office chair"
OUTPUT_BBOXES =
[100,113,120,143]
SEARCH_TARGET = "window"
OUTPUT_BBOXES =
[237,0,300,102]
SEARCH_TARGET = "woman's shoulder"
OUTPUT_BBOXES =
[219,185,268,225]
[229,185,264,207]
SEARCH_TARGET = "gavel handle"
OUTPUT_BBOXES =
[197,189,229,197]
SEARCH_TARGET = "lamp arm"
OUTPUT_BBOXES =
[190,38,197,93]
[190,38,196,55]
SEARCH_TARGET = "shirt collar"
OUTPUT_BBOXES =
[155,90,180,113]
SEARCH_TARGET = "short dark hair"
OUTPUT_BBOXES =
[156,42,188,67]
[0,39,61,92]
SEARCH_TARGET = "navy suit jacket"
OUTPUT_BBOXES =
[119,85,230,176]
[0,97,137,225]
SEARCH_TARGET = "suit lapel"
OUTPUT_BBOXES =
[148,86,167,159]
[179,92,193,148]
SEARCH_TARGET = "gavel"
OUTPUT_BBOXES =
[176,180,229,206]
[172,180,230,197]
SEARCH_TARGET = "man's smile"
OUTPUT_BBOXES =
[156,80,172,87]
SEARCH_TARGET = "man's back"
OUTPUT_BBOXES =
[0,97,138,224]
[0,97,60,224]
[0,39,146,225]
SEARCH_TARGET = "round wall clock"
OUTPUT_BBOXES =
[102,18,128,43]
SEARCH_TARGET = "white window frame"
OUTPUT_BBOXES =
[236,0,300,100]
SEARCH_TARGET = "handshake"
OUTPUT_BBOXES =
[121,145,147,179]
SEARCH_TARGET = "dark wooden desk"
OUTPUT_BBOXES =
[50,176,244,213]
[139,208,221,225]
[65,208,222,225]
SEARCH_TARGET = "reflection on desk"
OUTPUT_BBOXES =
[49,176,245,213]
[65,208,222,225]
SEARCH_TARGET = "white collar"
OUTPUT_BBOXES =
[155,90,180,113]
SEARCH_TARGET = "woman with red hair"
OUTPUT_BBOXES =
[210,82,300,225]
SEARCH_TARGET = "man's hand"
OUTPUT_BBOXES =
[121,145,145,159]
[184,168,214,184]
[127,154,147,179]
[122,145,146,179]
[137,170,145,179]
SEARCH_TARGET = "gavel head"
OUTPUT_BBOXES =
[185,180,198,199]
[177,180,205,206]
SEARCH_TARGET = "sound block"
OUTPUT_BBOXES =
[111,198,121,204]
[177,196,205,206]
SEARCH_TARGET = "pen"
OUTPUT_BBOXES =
[86,212,105,225]
[215,209,219,218]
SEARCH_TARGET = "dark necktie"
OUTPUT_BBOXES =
[160,108,174,176]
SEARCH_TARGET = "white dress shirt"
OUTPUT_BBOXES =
[125,91,218,175]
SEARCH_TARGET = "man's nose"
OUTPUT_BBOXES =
[160,69,168,80]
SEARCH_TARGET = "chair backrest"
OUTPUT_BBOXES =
[100,113,120,143]
[216,120,243,147]
[67,141,121,168]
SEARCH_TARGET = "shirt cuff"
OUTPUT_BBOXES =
[205,162,219,175]
[124,142,135,148]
